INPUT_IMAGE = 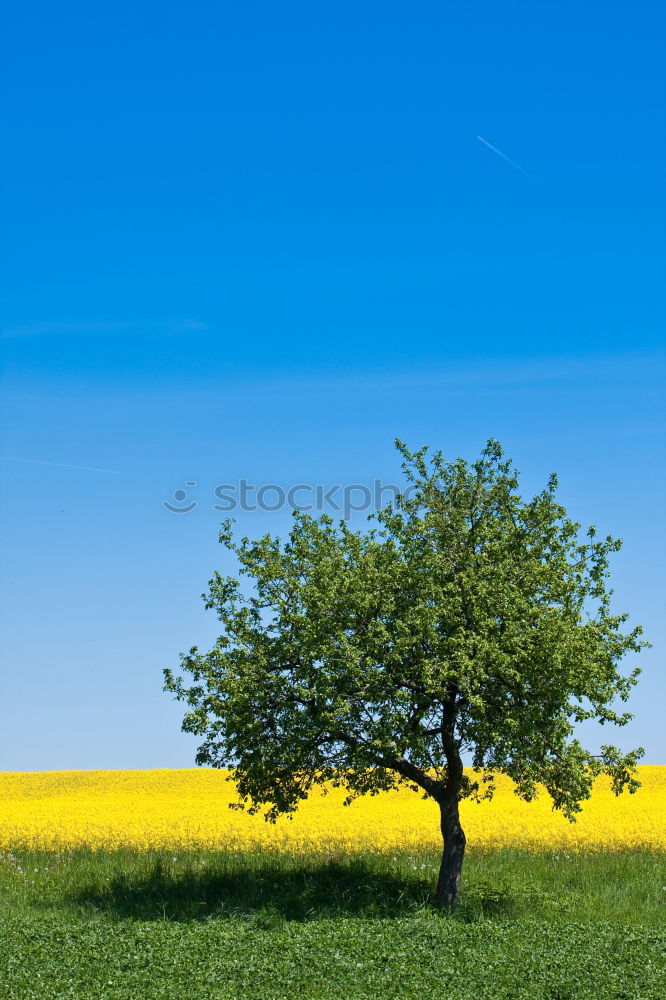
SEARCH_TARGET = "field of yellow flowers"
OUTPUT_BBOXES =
[1,767,664,853]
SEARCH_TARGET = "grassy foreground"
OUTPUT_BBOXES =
[1,848,664,1000]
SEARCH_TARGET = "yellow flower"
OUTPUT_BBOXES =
[0,767,663,853]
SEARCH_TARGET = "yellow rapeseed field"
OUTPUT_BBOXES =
[1,767,664,853]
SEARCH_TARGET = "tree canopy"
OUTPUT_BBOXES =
[165,440,646,904]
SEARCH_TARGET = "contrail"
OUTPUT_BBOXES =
[0,456,125,475]
[476,135,531,177]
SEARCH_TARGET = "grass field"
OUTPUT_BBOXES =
[1,770,664,999]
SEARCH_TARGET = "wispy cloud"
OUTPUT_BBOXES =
[1,318,211,339]
[476,135,532,177]
[206,352,665,395]
[177,319,211,332]
[1,321,127,340]
[0,456,125,475]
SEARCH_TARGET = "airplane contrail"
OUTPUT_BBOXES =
[0,456,125,475]
[476,135,531,177]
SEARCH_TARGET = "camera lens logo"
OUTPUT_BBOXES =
[163,482,198,513]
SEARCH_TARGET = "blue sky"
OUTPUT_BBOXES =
[1,1,664,769]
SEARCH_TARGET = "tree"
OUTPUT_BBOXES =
[164,440,646,906]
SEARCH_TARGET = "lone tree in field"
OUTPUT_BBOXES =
[165,440,646,905]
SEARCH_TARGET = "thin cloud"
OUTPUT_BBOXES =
[1,318,210,339]
[202,352,665,395]
[177,319,211,332]
[476,135,532,177]
[0,456,125,475]
[1,321,127,340]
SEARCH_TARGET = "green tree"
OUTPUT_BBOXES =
[165,440,646,905]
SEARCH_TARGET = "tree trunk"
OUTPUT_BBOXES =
[436,792,466,907]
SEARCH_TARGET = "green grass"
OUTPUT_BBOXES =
[1,848,664,999]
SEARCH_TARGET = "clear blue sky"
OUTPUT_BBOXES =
[1,1,664,769]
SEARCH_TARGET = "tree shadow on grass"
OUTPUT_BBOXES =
[69,857,517,923]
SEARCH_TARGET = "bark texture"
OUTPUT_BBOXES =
[435,681,466,906]
[436,791,466,906]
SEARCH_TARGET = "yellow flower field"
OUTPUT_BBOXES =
[1,767,664,853]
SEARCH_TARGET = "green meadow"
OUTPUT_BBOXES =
[1,847,664,1000]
